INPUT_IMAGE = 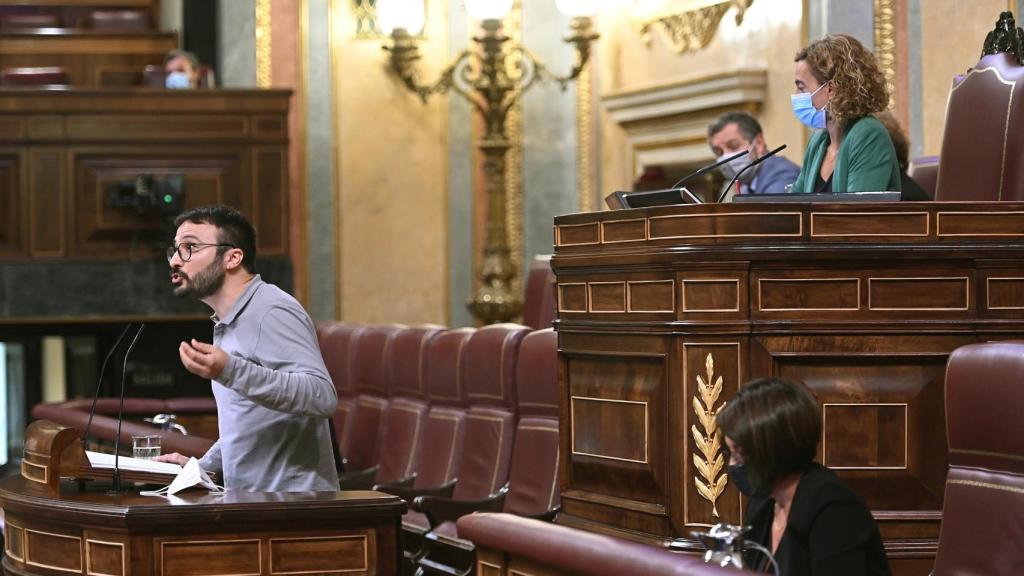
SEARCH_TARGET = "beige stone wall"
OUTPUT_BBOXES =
[920,0,1012,155]
[594,0,806,195]
[330,1,449,324]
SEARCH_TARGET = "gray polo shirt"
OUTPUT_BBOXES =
[197,275,339,491]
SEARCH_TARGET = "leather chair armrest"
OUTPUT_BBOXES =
[338,465,380,490]
[414,484,509,528]
[374,478,457,501]
[522,505,560,523]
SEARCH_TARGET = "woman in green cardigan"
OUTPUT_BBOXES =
[790,34,902,194]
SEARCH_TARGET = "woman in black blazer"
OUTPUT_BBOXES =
[716,378,891,576]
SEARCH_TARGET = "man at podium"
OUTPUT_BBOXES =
[156,205,339,492]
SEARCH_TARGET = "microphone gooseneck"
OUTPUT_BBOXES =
[110,323,146,494]
[669,149,749,191]
[82,324,134,448]
[717,144,788,203]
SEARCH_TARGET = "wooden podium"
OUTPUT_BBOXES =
[2,422,406,576]
[551,200,1024,576]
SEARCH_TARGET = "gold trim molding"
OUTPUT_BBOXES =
[692,353,727,517]
[255,0,272,87]
[637,0,754,55]
[577,63,594,213]
[873,0,896,110]
[506,2,524,297]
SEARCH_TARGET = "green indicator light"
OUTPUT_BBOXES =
[163,194,173,204]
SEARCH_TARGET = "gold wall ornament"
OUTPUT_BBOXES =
[638,0,754,55]
[873,0,897,110]
[576,62,594,213]
[691,352,727,517]
[506,3,524,298]
[255,0,272,88]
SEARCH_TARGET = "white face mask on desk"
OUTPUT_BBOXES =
[141,457,225,497]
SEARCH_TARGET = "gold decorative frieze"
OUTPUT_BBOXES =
[255,0,272,88]
[637,0,755,55]
[692,353,727,517]
[873,0,896,110]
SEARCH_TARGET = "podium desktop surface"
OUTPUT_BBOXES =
[0,475,405,576]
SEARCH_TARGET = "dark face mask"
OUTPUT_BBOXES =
[727,463,771,498]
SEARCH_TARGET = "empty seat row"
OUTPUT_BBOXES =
[315,321,560,575]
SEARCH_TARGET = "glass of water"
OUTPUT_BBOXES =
[132,435,161,460]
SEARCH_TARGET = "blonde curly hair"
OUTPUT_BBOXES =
[795,34,889,128]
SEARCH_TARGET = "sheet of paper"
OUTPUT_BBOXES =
[86,450,183,475]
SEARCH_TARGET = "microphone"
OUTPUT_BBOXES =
[110,323,146,494]
[82,324,134,448]
[669,150,749,204]
[717,144,787,203]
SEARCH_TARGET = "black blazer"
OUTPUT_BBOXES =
[743,463,891,576]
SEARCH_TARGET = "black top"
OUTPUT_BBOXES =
[743,463,892,576]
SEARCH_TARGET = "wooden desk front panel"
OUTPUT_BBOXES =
[0,32,176,87]
[0,90,290,261]
[553,202,1024,574]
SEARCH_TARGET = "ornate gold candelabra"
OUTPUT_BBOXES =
[384,11,597,324]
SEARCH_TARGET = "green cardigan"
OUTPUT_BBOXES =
[791,116,902,193]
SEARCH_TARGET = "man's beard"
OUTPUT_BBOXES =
[174,258,226,299]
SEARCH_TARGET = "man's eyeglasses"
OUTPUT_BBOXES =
[167,242,235,262]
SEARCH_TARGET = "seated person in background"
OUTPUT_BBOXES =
[874,111,931,201]
[708,111,800,196]
[790,34,901,193]
[717,377,892,576]
[164,49,201,89]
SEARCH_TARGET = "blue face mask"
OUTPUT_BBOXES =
[791,81,830,130]
[165,71,192,89]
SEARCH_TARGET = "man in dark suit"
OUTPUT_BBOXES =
[708,111,801,197]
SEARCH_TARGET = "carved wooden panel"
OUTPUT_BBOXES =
[810,211,929,238]
[67,116,249,140]
[681,279,739,313]
[823,403,907,469]
[28,148,65,257]
[0,152,22,256]
[269,535,369,573]
[25,528,82,573]
[984,274,1024,311]
[86,539,125,576]
[253,147,288,256]
[759,278,860,311]
[588,282,625,313]
[71,152,243,256]
[564,350,666,509]
[5,522,24,561]
[160,539,262,576]
[648,211,802,240]
[868,277,969,311]
[937,211,1024,236]
[627,280,674,313]
[557,283,587,312]
[680,342,742,528]
[556,222,600,246]
[601,218,646,243]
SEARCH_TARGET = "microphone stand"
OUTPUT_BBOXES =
[110,324,146,494]
[82,324,134,448]
[717,145,788,203]
[671,150,749,204]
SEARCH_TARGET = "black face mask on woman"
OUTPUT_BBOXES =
[727,463,771,498]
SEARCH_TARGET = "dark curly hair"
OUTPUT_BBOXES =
[174,205,257,273]
[796,34,890,128]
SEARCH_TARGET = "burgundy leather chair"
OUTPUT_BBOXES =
[935,52,1024,201]
[340,324,402,472]
[908,155,939,200]
[522,255,556,329]
[932,341,1024,575]
[417,328,560,575]
[31,398,216,457]
[0,13,60,29]
[339,325,443,489]
[0,66,70,86]
[318,322,364,459]
[457,513,754,575]
[374,328,475,571]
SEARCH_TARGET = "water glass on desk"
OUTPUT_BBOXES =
[132,435,161,460]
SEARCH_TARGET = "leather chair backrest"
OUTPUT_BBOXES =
[908,156,939,200]
[504,328,561,516]
[341,324,402,471]
[375,326,443,484]
[413,328,475,489]
[0,13,60,28]
[933,341,1024,575]
[450,324,530,501]
[319,323,363,447]
[0,66,70,86]
[522,255,556,330]
[935,53,1024,200]
[457,513,754,575]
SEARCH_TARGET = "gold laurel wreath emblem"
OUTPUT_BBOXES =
[692,353,727,517]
